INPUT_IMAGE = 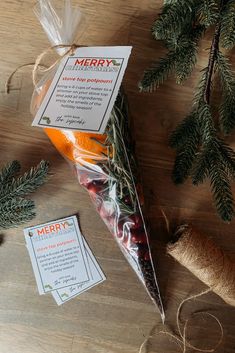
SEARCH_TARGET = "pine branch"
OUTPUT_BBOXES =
[139,26,203,91]
[0,160,49,203]
[191,146,209,185]
[0,198,36,229]
[139,51,177,92]
[197,0,219,27]
[192,138,220,186]
[194,68,208,104]
[219,95,235,134]
[172,140,198,184]
[216,138,235,179]
[174,26,205,84]
[172,103,216,185]
[216,51,235,134]
[152,0,197,40]
[221,0,235,49]
[192,138,235,222]
[197,102,216,142]
[0,160,21,185]
[204,21,221,103]
[216,51,235,91]
[165,23,205,50]
[0,160,49,229]
[209,156,234,222]
[169,110,199,149]
[140,0,235,222]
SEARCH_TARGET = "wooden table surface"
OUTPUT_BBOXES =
[0,1,235,352]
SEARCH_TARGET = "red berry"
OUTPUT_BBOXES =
[87,180,107,195]
[128,213,143,230]
[87,183,98,195]
[144,251,150,261]
[131,230,147,245]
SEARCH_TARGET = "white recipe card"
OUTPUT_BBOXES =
[32,46,132,133]
[52,239,106,305]
[24,216,90,294]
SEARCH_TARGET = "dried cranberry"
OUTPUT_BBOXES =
[130,230,147,245]
[87,181,106,198]
[144,251,150,261]
[128,213,143,230]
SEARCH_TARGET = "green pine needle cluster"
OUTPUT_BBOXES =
[139,0,235,222]
[0,160,49,229]
[221,0,235,49]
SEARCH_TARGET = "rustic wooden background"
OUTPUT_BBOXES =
[0,0,235,352]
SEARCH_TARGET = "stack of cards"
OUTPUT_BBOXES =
[24,216,106,305]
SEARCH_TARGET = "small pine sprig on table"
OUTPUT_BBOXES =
[0,160,49,229]
[139,0,235,222]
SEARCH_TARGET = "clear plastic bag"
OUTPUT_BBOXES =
[34,0,83,54]
[31,0,164,320]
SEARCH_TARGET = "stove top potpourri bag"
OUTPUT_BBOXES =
[31,0,164,320]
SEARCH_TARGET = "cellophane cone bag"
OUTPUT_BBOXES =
[31,0,164,320]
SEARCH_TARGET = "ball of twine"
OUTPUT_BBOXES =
[167,224,235,307]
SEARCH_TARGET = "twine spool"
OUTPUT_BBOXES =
[167,224,235,306]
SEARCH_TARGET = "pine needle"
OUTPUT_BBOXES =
[221,0,235,49]
[216,51,235,134]
[0,160,21,185]
[152,0,197,40]
[103,91,138,214]
[139,25,204,91]
[0,160,49,203]
[169,111,199,149]
[172,143,198,184]
[197,0,219,27]
[0,160,49,229]
[0,198,36,229]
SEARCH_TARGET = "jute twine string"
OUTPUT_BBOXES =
[138,287,223,353]
[168,224,235,306]
[5,63,47,94]
[138,215,229,353]
[32,43,80,87]
[5,43,81,94]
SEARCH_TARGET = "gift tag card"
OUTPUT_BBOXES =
[24,216,90,294]
[32,46,132,133]
[52,238,106,305]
